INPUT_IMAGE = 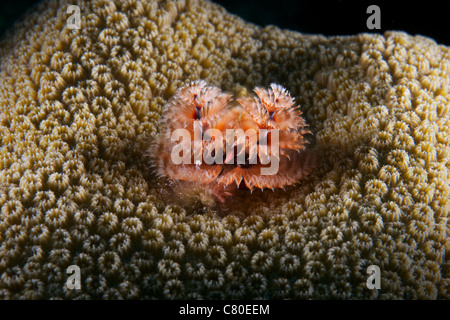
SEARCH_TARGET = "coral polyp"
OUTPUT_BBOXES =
[150,82,315,200]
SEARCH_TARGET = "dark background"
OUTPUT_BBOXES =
[0,0,449,46]
[213,0,450,46]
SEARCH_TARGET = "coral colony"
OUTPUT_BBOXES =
[0,0,448,300]
[151,81,315,201]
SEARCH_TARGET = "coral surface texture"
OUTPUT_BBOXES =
[0,0,449,299]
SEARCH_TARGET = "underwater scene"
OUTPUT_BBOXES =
[0,0,449,301]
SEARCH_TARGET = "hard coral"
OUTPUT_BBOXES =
[0,0,449,299]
